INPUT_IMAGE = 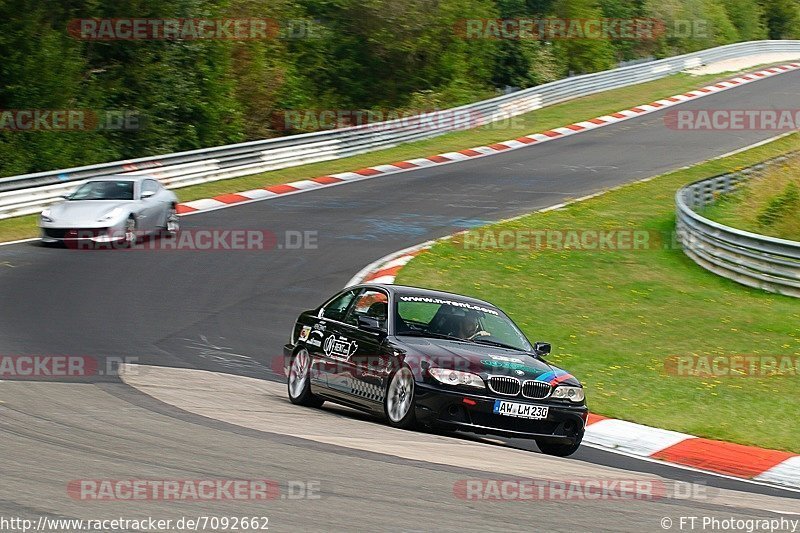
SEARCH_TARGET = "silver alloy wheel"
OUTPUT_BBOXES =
[166,210,179,233]
[386,367,414,422]
[288,349,310,399]
[124,217,136,246]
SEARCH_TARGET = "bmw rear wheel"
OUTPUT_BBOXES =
[288,348,324,407]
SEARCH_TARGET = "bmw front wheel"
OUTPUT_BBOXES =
[536,432,583,457]
[385,366,416,429]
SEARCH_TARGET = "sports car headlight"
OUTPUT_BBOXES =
[96,207,124,222]
[40,209,53,223]
[551,386,585,402]
[428,368,485,389]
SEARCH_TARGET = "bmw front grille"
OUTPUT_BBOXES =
[487,376,521,396]
[521,380,551,399]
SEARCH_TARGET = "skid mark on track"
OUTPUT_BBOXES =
[336,214,492,241]
[182,335,262,372]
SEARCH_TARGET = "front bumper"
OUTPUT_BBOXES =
[39,226,120,243]
[415,383,587,443]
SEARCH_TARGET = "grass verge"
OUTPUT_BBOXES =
[396,133,800,453]
[700,153,800,241]
[0,70,753,243]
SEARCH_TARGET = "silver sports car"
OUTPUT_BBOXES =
[39,175,180,246]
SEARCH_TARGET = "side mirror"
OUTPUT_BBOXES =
[141,190,156,199]
[533,342,551,356]
[358,315,385,335]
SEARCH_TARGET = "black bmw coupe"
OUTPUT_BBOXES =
[283,284,588,456]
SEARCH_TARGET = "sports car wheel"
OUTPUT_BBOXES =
[385,366,416,429]
[122,216,137,248]
[536,432,583,457]
[288,349,324,407]
[164,208,179,235]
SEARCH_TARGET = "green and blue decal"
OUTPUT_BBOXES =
[480,359,541,375]
[481,359,574,385]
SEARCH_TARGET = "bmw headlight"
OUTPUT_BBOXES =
[551,386,585,402]
[96,207,124,223]
[428,368,485,389]
[40,209,54,223]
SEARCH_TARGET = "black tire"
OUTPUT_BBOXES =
[384,366,417,430]
[287,348,324,408]
[536,432,583,457]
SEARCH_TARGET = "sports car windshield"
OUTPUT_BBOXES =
[70,181,134,201]
[395,294,532,352]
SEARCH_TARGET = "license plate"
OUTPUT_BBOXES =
[493,400,549,420]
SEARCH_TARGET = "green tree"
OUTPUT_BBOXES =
[490,0,560,88]
[551,0,616,74]
[0,0,116,175]
[721,0,767,40]
[644,0,740,56]
[0,0,793,177]
[296,0,497,109]
[598,0,648,62]
[763,0,800,39]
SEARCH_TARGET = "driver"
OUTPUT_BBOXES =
[452,310,489,340]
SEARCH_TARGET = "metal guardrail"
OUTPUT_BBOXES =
[2,40,800,220]
[675,153,800,298]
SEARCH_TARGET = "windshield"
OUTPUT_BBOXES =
[395,294,532,351]
[70,181,134,201]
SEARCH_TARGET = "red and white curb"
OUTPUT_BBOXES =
[346,228,800,492]
[584,415,800,488]
[174,63,800,217]
[346,241,435,286]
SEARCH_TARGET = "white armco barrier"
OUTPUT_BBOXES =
[676,153,800,298]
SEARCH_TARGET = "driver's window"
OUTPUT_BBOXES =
[142,180,159,197]
[320,290,358,322]
[344,290,388,330]
[480,313,529,347]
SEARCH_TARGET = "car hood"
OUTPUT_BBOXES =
[396,337,580,386]
[47,200,130,224]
